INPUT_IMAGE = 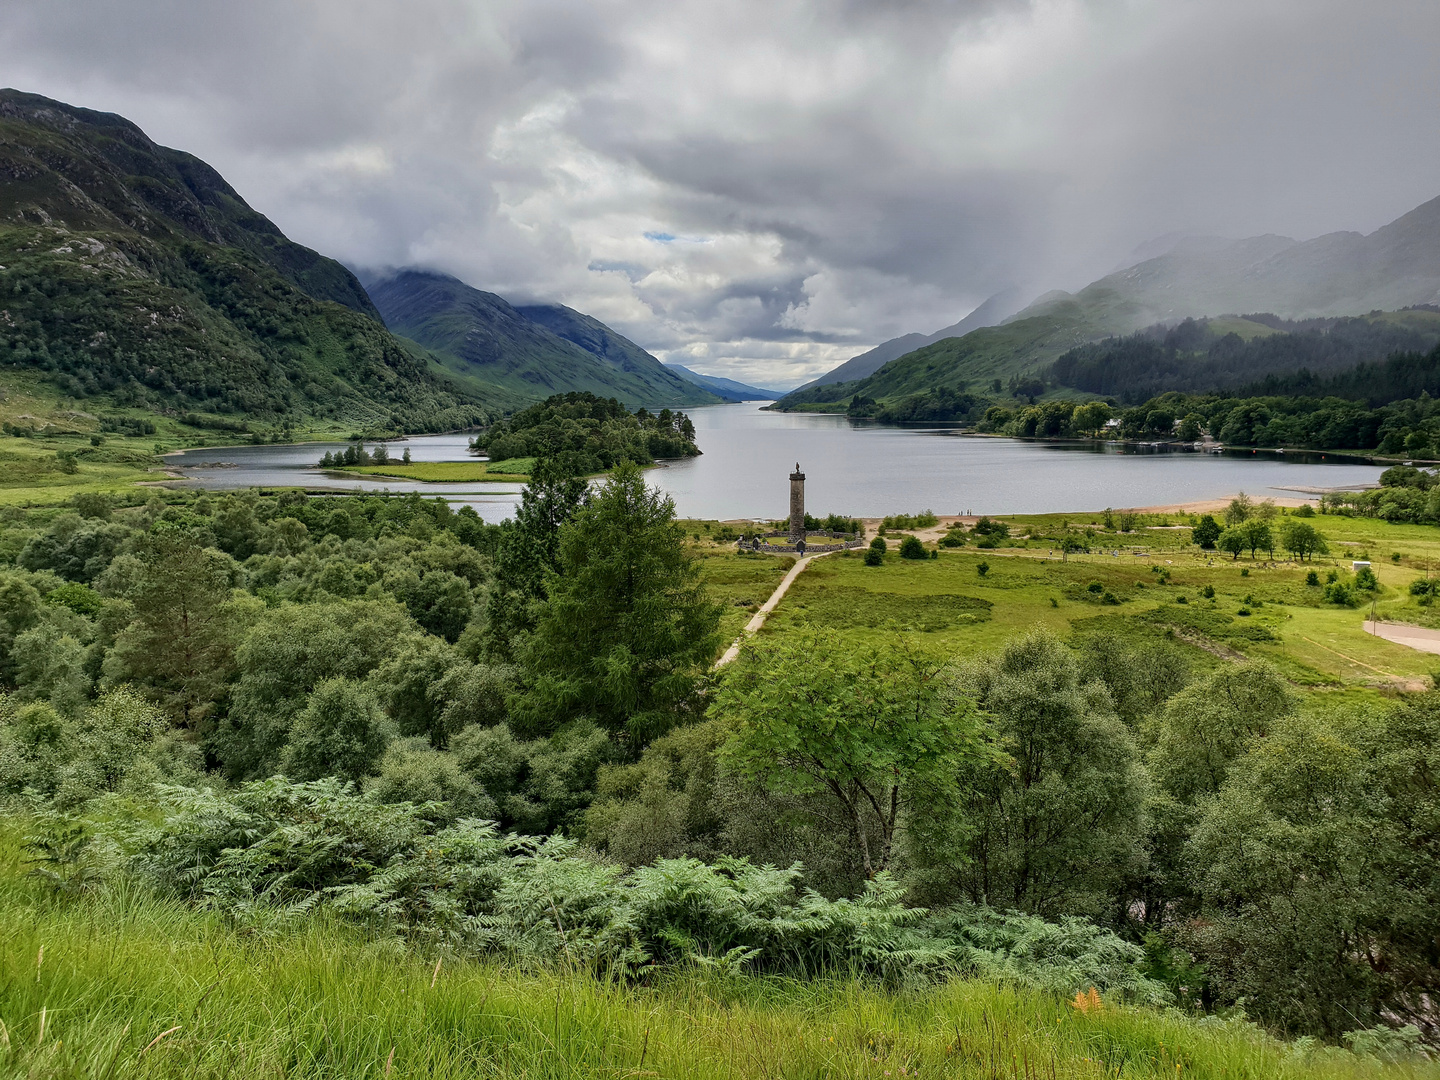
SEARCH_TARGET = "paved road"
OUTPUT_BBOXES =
[1364,619,1440,655]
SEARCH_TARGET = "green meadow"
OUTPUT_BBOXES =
[728,509,1440,691]
[335,459,534,483]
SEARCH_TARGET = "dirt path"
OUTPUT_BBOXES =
[714,550,840,668]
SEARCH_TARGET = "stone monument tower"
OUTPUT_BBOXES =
[789,463,805,539]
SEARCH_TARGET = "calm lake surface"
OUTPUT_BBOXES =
[166,402,1386,523]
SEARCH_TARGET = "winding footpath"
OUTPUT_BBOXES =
[713,550,841,668]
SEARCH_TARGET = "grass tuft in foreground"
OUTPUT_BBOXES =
[0,863,1430,1079]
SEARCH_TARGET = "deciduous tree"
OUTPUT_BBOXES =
[918,630,1148,918]
[1216,527,1246,560]
[716,629,986,877]
[1191,514,1221,550]
[1279,518,1328,561]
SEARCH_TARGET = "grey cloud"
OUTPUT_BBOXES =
[3,0,1439,384]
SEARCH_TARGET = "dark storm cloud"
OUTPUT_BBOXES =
[3,0,1439,386]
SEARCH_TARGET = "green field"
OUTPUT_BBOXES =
[695,509,1440,691]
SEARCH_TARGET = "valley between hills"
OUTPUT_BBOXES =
[6,82,1440,1080]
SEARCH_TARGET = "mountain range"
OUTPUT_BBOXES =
[0,89,714,438]
[662,364,782,401]
[776,195,1440,411]
[0,88,490,433]
[8,86,1440,432]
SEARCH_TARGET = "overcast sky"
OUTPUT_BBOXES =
[5,0,1440,387]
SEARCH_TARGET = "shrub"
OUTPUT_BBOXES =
[899,536,926,560]
[881,511,938,531]
[976,561,989,577]
[1308,570,1321,586]
[120,776,1165,993]
[863,548,883,566]
[934,908,1169,1004]
[283,678,394,783]
[369,738,496,821]
[1324,581,1357,607]
[869,536,887,553]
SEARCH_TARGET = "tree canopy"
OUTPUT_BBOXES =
[517,462,722,746]
[716,628,988,877]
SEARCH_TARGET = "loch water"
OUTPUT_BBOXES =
[165,401,1386,523]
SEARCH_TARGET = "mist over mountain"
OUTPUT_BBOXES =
[364,270,718,409]
[776,193,1440,413]
[1025,195,1440,328]
[797,288,1024,391]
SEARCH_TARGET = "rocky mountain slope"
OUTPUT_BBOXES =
[0,89,496,432]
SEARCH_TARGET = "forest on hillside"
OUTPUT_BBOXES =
[1049,311,1440,403]
[0,230,491,432]
[980,342,1440,456]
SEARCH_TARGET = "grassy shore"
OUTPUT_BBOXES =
[0,846,1424,1080]
[332,459,534,483]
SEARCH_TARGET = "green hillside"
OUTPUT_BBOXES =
[0,90,501,435]
[774,297,1125,410]
[369,270,720,409]
[0,90,382,318]
[776,303,1440,417]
